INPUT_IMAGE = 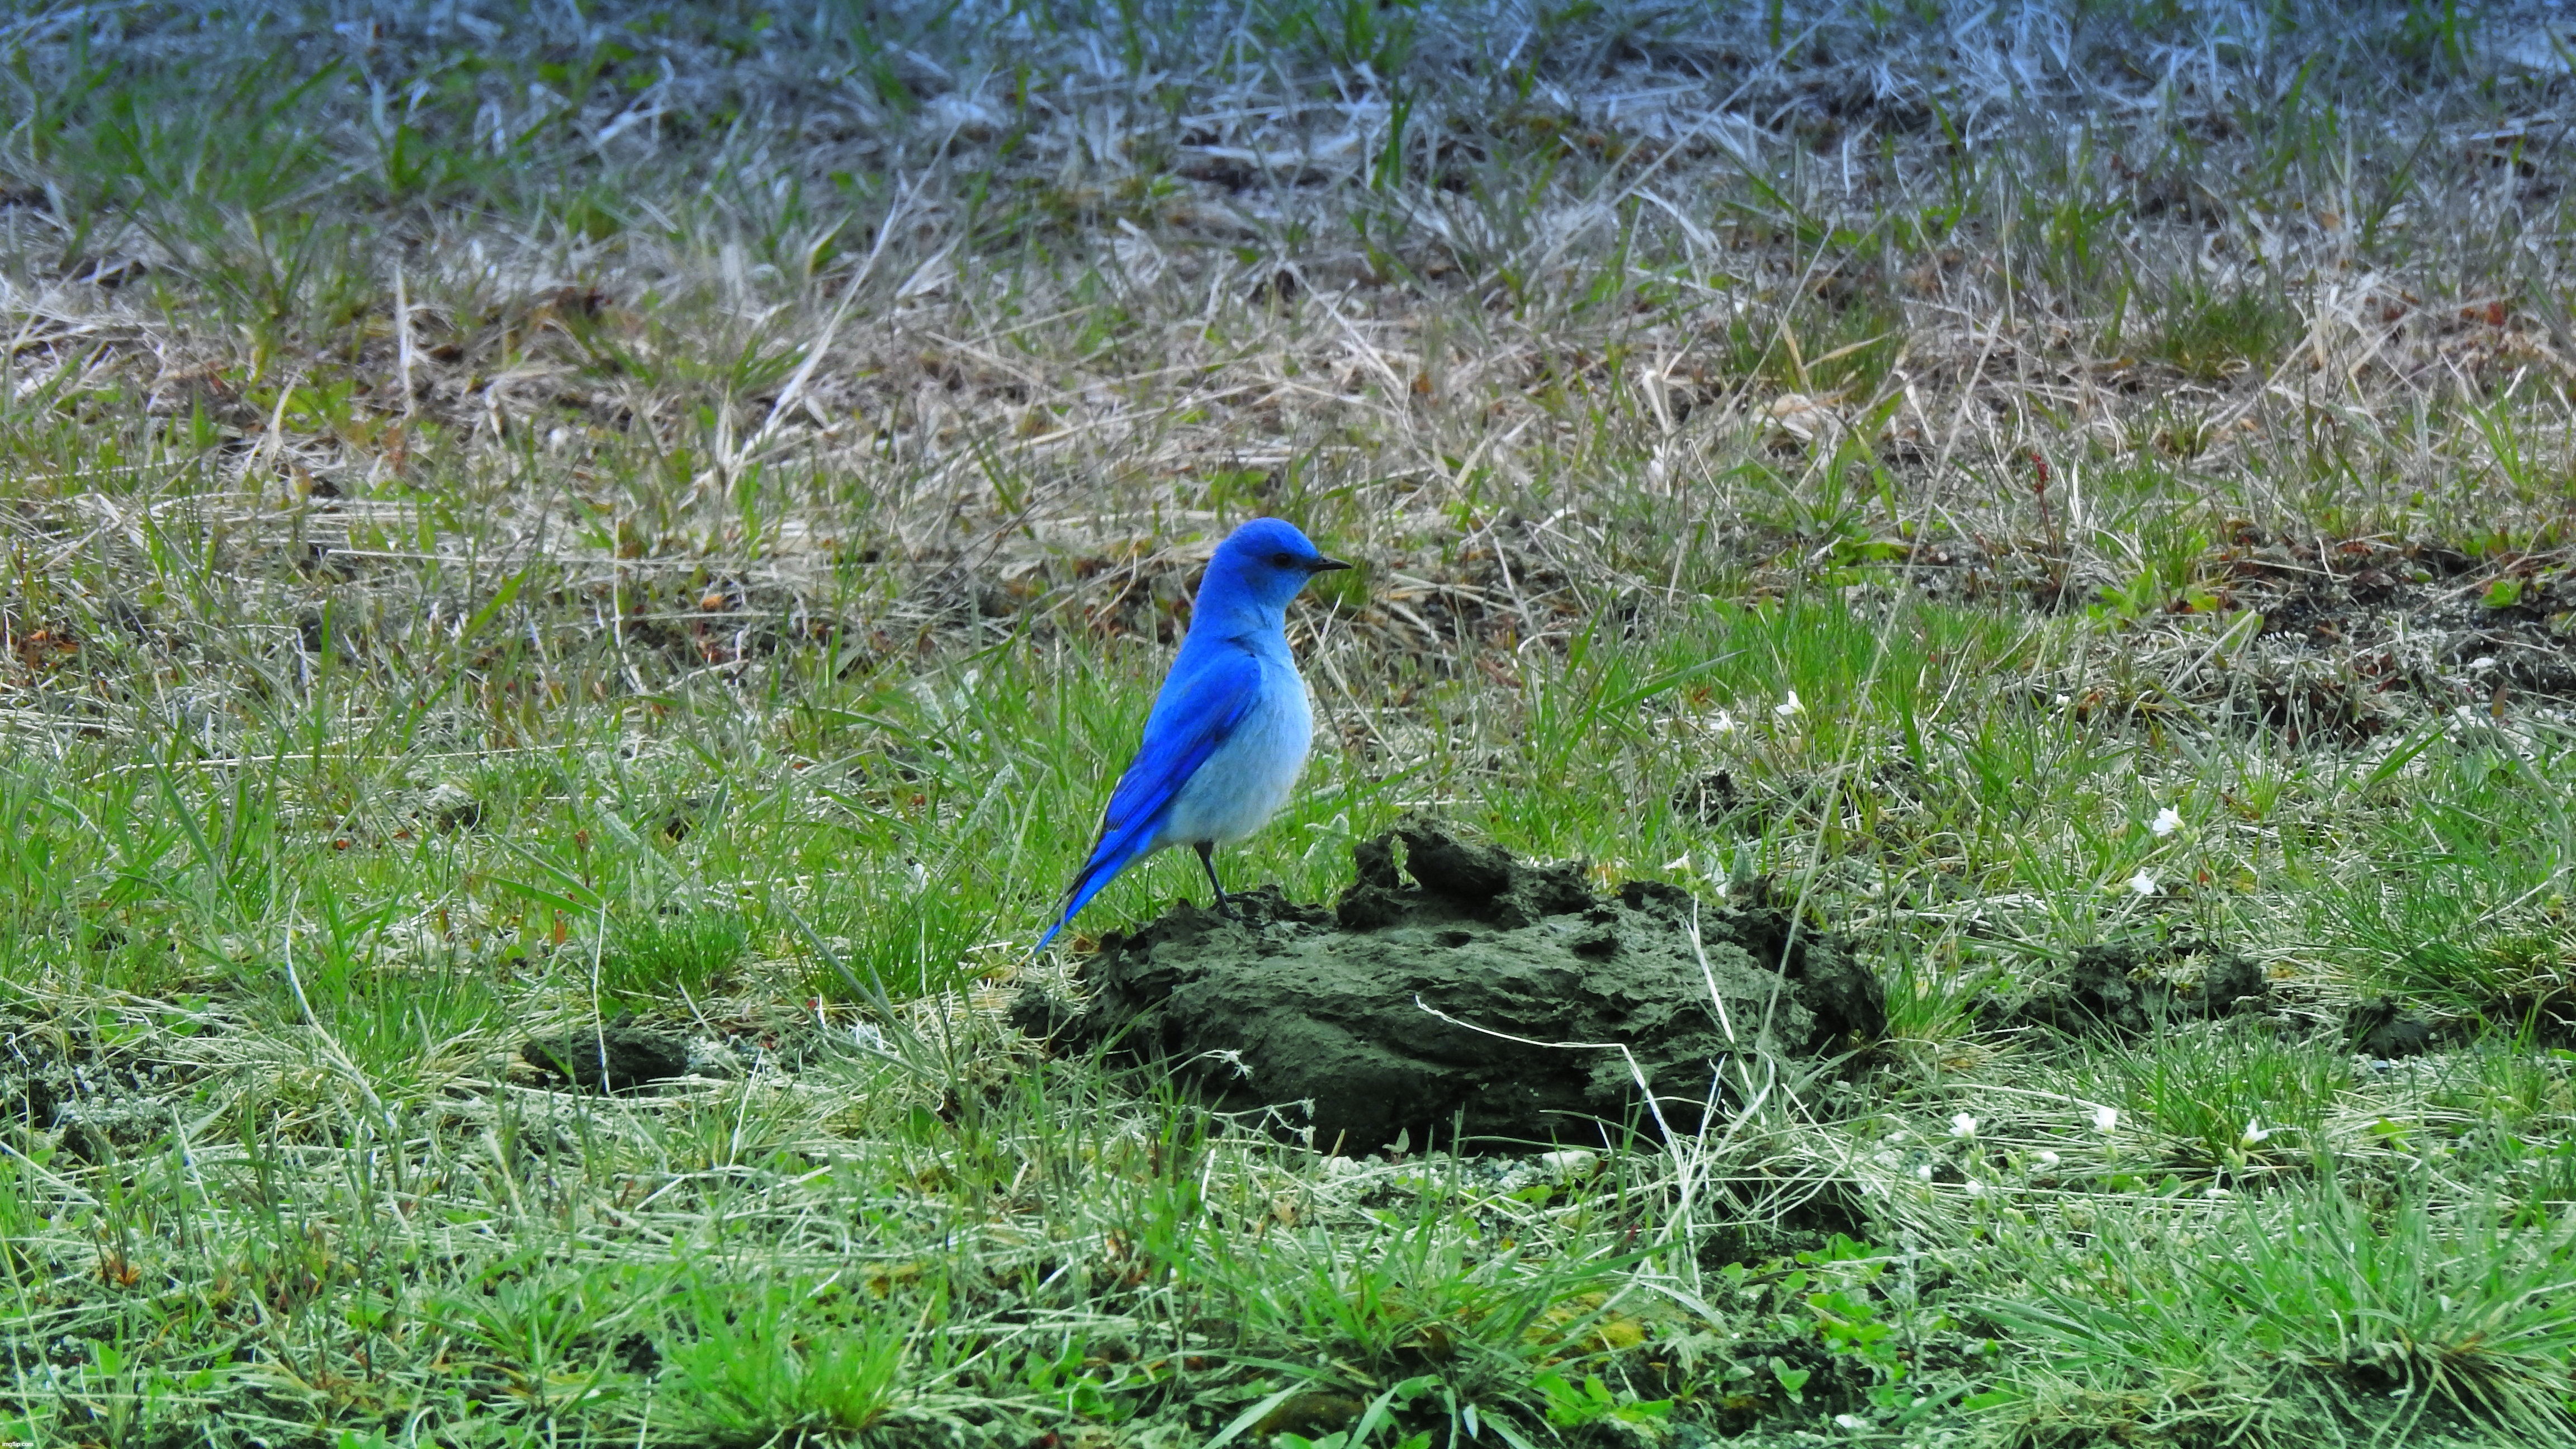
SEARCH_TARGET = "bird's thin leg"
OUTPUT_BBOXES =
[1195,841,1231,913]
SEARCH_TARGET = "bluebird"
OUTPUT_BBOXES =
[1034,518,1351,952]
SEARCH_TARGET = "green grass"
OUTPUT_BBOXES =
[2139,278,2305,382]
[7,0,2576,1445]
[598,907,752,1006]
[2084,1022,2347,1181]
[1985,1180,2576,1445]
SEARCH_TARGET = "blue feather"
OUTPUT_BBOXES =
[1034,650,1259,953]
[1031,519,1350,954]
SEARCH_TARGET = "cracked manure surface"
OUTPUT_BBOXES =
[1030,825,1883,1152]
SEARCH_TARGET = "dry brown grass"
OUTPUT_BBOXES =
[6,0,2576,708]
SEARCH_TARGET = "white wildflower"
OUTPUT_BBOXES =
[1710,709,1740,735]
[2093,1105,2120,1133]
[2240,1118,2273,1148]
[2035,1150,2061,1167]
[1774,690,1804,719]
[1950,1112,1978,1139]
[2151,806,2184,837]
[2128,869,2158,896]
[1915,1163,1935,1181]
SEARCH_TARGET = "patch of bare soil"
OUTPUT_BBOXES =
[1993,939,2271,1038]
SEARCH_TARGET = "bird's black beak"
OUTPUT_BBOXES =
[1309,556,1354,573]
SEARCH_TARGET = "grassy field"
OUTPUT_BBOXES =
[8,0,2576,1444]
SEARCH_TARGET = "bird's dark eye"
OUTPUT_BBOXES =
[1271,551,1296,567]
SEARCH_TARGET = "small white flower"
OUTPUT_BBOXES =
[2035,1150,2061,1167]
[2240,1117,2272,1148]
[1962,1177,1986,1196]
[1950,1112,1978,1139]
[2093,1105,2120,1133]
[1711,709,1740,735]
[1835,1414,1869,1431]
[1663,854,1690,872]
[2204,1186,2231,1200]
[1774,690,1805,719]
[2471,655,2498,673]
[1915,1163,1935,1181]
[2054,693,2071,705]
[2151,807,2184,837]
[2128,869,2158,896]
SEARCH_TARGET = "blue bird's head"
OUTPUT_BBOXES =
[1198,518,1352,615]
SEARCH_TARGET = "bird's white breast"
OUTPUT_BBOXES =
[1158,655,1314,848]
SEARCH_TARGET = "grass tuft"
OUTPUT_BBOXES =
[599,907,752,1006]
[1989,1181,2576,1445]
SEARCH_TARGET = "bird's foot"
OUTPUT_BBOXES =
[1194,842,1234,917]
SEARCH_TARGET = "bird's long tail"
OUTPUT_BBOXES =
[1030,830,1160,955]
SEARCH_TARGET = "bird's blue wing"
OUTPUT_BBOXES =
[1099,646,1263,847]
[1033,645,1262,952]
